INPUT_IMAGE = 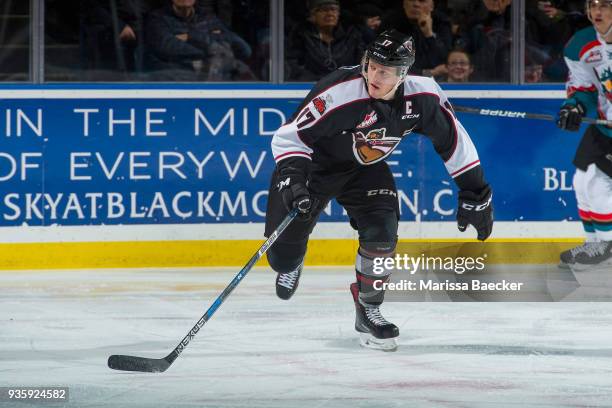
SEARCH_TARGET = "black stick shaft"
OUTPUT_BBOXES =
[108,208,299,372]
[164,208,298,366]
[453,105,612,126]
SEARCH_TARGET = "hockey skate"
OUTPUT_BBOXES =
[570,241,612,272]
[350,283,399,351]
[559,242,591,269]
[275,262,303,300]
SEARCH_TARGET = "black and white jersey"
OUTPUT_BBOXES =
[271,66,485,189]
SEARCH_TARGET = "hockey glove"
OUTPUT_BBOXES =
[457,185,493,241]
[557,103,584,131]
[276,157,312,216]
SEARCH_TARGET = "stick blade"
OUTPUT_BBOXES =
[108,354,171,373]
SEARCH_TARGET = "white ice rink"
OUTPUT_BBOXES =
[2,267,612,407]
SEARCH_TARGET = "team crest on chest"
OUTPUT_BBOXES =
[352,127,401,165]
[356,111,378,129]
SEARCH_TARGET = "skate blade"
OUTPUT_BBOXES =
[570,260,612,272]
[359,333,398,352]
[558,262,572,270]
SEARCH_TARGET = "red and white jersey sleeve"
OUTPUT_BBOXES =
[270,118,314,163]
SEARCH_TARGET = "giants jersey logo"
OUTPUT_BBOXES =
[352,127,401,165]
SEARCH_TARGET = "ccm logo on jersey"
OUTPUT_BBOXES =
[367,189,397,197]
[479,109,526,118]
[461,195,492,211]
[402,100,420,119]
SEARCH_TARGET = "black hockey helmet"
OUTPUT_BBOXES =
[365,30,415,70]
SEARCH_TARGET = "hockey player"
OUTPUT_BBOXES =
[265,30,493,351]
[557,0,612,271]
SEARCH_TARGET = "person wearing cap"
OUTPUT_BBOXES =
[144,0,255,80]
[265,30,493,351]
[285,0,365,81]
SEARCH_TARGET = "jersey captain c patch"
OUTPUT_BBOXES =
[352,128,401,165]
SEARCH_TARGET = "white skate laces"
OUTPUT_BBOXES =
[570,243,591,256]
[582,242,609,257]
[560,242,609,269]
[570,241,612,271]
[277,269,299,289]
[365,306,390,326]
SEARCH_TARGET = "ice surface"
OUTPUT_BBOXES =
[1,267,612,407]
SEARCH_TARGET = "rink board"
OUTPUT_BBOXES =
[0,85,586,268]
[0,238,583,270]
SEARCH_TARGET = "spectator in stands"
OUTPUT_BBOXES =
[354,3,383,43]
[285,0,365,81]
[198,0,233,27]
[525,0,573,81]
[379,0,453,76]
[145,0,255,81]
[228,0,272,80]
[459,0,512,81]
[437,48,474,82]
[459,0,571,82]
[536,0,589,31]
[524,47,549,82]
[80,0,149,76]
[525,62,544,82]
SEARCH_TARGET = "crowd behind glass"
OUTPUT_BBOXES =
[0,0,590,83]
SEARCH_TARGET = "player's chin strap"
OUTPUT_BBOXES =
[382,72,407,100]
[602,24,612,38]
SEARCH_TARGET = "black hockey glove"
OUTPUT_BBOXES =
[557,103,584,131]
[457,185,493,241]
[276,157,312,217]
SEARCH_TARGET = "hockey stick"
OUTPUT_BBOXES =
[107,208,299,373]
[453,105,612,126]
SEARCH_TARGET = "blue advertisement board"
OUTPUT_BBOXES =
[0,93,579,226]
